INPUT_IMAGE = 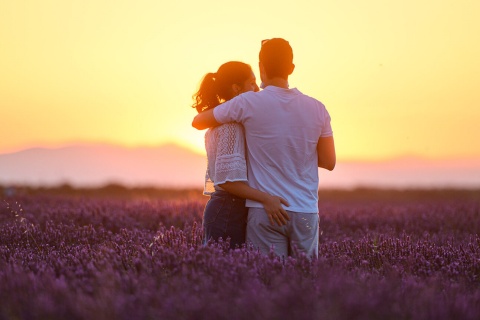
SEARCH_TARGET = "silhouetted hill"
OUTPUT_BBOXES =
[0,143,479,189]
[0,143,206,188]
[319,156,480,189]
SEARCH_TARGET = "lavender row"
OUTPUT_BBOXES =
[0,190,479,319]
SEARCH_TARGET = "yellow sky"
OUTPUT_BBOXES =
[1,0,479,160]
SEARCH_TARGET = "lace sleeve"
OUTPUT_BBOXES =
[213,123,248,186]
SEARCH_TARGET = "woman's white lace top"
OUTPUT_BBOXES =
[203,123,248,195]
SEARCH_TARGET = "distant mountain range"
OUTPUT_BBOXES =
[0,143,206,188]
[0,143,479,189]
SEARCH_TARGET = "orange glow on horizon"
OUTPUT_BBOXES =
[1,0,479,161]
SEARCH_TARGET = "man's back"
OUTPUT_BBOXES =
[214,86,333,213]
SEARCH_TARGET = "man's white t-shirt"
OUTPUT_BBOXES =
[213,86,333,213]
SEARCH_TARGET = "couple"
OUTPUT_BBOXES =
[192,38,336,259]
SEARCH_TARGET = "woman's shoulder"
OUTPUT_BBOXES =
[208,123,244,146]
[211,122,244,135]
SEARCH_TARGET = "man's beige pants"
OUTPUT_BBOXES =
[246,207,319,259]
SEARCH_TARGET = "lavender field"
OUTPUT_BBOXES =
[1,186,479,320]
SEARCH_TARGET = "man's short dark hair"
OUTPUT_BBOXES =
[259,38,293,80]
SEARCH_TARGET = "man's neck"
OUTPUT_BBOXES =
[262,77,289,89]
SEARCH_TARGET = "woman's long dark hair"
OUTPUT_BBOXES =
[192,61,252,113]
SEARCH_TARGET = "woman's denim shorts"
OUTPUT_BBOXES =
[203,190,248,249]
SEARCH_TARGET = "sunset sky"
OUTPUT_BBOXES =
[1,0,479,161]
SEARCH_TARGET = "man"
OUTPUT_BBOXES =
[192,38,336,258]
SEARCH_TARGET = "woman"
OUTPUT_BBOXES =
[192,61,288,249]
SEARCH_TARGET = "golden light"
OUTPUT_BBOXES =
[0,0,479,161]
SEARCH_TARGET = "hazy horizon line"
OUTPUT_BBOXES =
[1,140,480,163]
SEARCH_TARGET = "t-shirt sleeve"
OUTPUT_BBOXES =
[213,94,247,124]
[212,124,248,186]
[320,107,333,137]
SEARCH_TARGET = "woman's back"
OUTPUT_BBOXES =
[204,122,247,195]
